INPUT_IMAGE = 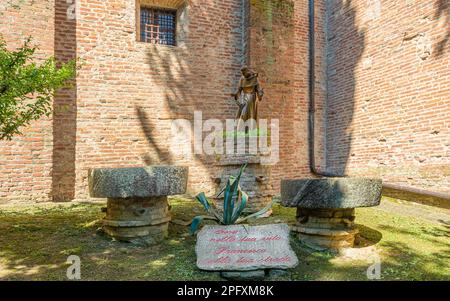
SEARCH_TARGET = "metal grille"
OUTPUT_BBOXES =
[140,7,176,46]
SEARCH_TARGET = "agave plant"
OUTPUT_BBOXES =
[190,164,273,234]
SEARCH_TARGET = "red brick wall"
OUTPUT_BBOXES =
[0,0,55,203]
[0,0,326,203]
[325,0,449,193]
[247,0,326,194]
[74,0,249,199]
[53,0,77,201]
[3,0,446,203]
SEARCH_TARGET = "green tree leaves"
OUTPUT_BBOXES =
[0,36,76,140]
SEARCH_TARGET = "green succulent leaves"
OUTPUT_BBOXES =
[190,164,273,234]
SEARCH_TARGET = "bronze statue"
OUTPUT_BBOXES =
[232,66,264,130]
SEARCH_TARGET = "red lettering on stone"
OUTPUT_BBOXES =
[209,236,236,243]
[240,236,257,242]
[236,257,255,264]
[214,247,266,255]
[257,256,292,263]
[262,235,282,241]
[214,229,239,235]
[206,256,231,265]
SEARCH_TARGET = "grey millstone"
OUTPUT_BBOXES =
[88,166,188,198]
[281,178,382,209]
[220,270,265,281]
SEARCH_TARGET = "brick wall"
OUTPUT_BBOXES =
[1,0,447,203]
[247,0,326,195]
[74,0,249,199]
[0,0,338,204]
[53,0,77,201]
[0,0,55,203]
[325,0,449,193]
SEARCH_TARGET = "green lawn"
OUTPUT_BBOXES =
[0,197,448,280]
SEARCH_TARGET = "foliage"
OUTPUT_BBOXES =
[190,164,274,234]
[0,35,76,140]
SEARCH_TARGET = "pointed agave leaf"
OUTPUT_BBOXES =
[216,175,235,198]
[189,215,221,234]
[222,179,233,224]
[216,185,226,198]
[195,192,211,211]
[195,193,223,223]
[237,199,275,224]
[190,216,204,235]
[231,188,248,224]
[223,164,247,224]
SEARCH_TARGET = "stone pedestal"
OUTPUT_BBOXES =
[102,197,171,244]
[281,178,382,250]
[293,208,359,250]
[213,154,274,213]
[88,166,188,244]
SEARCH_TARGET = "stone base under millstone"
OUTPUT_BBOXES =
[102,197,171,244]
[292,208,359,250]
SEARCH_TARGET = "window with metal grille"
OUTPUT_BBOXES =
[140,7,177,46]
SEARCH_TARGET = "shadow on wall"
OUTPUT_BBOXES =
[51,0,77,202]
[140,46,196,169]
[137,8,244,193]
[135,105,174,166]
[325,0,365,175]
[434,0,449,57]
[326,0,448,175]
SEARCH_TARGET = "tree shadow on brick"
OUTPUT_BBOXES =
[434,0,449,57]
[51,0,77,202]
[325,0,365,175]
[143,6,245,193]
[136,105,174,165]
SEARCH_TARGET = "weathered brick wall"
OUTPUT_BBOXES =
[0,0,327,203]
[7,0,446,203]
[74,0,248,199]
[53,0,77,201]
[0,0,55,203]
[247,0,327,195]
[325,0,449,192]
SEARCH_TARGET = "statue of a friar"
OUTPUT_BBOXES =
[232,66,264,131]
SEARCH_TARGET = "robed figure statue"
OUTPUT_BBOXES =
[232,66,264,131]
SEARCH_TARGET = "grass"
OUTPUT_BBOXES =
[0,197,448,280]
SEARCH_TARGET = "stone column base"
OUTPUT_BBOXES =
[102,197,171,244]
[292,208,359,250]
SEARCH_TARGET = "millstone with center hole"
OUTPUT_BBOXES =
[281,178,382,250]
[88,166,188,244]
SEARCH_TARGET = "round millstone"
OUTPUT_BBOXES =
[88,165,188,199]
[281,178,382,209]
